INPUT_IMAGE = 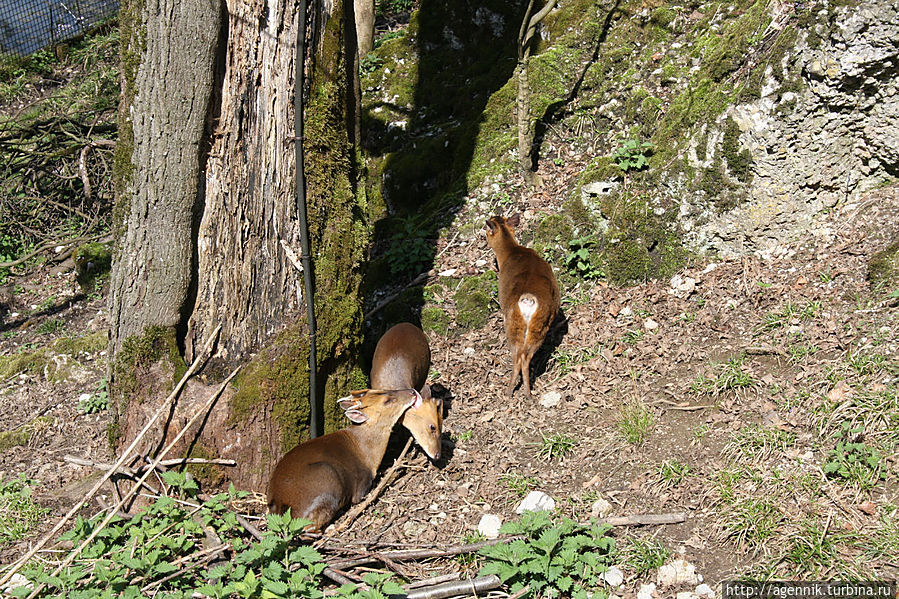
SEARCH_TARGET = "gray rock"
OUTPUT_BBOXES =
[516,491,555,514]
[477,514,503,539]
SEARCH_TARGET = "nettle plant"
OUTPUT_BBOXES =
[386,221,431,276]
[565,236,602,280]
[612,139,653,172]
[11,474,401,599]
[478,510,616,599]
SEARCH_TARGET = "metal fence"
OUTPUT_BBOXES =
[0,0,118,56]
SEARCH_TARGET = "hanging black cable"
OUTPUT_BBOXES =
[294,0,320,438]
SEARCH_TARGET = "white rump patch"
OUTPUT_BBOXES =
[518,294,538,323]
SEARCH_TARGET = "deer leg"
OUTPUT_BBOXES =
[508,347,522,397]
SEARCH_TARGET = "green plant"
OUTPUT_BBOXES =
[823,424,885,490]
[565,237,602,279]
[78,379,110,414]
[624,538,669,574]
[553,345,600,377]
[612,138,653,172]
[0,475,48,547]
[788,343,819,363]
[11,477,402,598]
[691,355,754,394]
[720,496,782,549]
[385,221,431,276]
[536,432,578,460]
[617,400,654,445]
[373,30,403,49]
[495,192,515,208]
[452,429,473,443]
[761,301,821,330]
[724,424,796,462]
[478,511,616,598]
[622,329,643,344]
[376,0,413,15]
[501,474,541,497]
[657,459,690,488]
[35,318,65,334]
[692,423,710,441]
[360,54,384,74]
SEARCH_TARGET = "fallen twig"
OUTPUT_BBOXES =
[323,567,363,588]
[138,543,231,592]
[404,572,460,590]
[25,365,239,599]
[406,574,502,599]
[327,537,516,570]
[236,514,264,542]
[0,325,223,589]
[598,512,686,526]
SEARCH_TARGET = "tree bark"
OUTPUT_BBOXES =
[111,0,366,491]
[109,0,221,357]
[354,0,375,56]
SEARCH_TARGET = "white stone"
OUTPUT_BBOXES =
[463,347,475,356]
[474,259,487,267]
[657,559,700,587]
[619,305,633,318]
[438,268,457,277]
[539,391,562,408]
[637,583,657,599]
[477,514,502,539]
[601,565,624,587]
[1,573,31,593]
[516,490,555,514]
[695,583,716,598]
[78,393,92,402]
[591,497,613,518]
[676,593,699,599]
[644,318,659,331]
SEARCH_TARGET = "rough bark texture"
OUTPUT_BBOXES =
[109,0,221,357]
[185,0,305,365]
[111,0,368,492]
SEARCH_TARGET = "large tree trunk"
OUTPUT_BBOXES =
[109,0,221,356]
[111,0,366,492]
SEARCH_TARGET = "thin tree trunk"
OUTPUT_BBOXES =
[355,0,375,56]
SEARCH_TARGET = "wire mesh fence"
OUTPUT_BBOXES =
[0,0,118,56]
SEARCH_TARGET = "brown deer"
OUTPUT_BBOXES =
[267,388,422,530]
[371,323,442,460]
[485,214,560,399]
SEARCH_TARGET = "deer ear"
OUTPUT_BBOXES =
[506,213,521,228]
[485,219,497,233]
[420,384,432,401]
[337,397,361,411]
[345,409,368,424]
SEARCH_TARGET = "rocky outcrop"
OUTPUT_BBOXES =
[686,0,898,256]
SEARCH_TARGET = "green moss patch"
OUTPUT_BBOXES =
[421,306,450,336]
[110,326,185,431]
[53,331,108,355]
[0,428,30,452]
[868,240,899,287]
[74,242,112,292]
[230,325,311,450]
[454,270,498,331]
[597,192,688,286]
